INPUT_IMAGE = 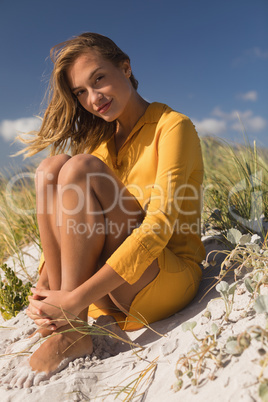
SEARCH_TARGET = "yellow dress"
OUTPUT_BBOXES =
[39,102,206,331]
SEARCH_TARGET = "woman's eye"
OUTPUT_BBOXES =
[75,90,84,97]
[95,75,104,84]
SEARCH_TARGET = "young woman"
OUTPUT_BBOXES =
[24,32,206,377]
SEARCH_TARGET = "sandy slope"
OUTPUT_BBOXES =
[0,240,266,401]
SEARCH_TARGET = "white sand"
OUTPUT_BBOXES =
[0,240,266,401]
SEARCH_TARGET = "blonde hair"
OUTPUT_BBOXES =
[19,32,138,158]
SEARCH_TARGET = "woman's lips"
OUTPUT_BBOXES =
[97,100,112,114]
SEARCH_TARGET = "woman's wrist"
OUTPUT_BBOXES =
[69,287,89,317]
[67,264,125,317]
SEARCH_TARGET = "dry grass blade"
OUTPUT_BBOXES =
[0,164,41,276]
[100,356,159,401]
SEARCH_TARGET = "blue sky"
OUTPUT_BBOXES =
[0,0,267,172]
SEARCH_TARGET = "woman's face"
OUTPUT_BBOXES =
[67,50,133,122]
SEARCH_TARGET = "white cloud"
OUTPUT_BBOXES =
[231,114,267,132]
[249,47,268,60]
[232,47,268,66]
[237,91,258,102]
[0,117,41,142]
[194,107,267,137]
[193,118,227,136]
[211,107,237,120]
[247,116,267,132]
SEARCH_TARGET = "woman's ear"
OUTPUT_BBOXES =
[120,60,131,77]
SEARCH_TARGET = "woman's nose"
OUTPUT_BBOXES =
[91,90,103,104]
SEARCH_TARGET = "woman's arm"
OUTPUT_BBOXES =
[105,116,202,284]
[29,263,125,327]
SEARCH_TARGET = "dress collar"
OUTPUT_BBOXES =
[106,102,167,162]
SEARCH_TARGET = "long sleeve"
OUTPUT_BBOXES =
[106,115,203,284]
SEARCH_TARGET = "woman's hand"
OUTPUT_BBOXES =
[27,288,79,330]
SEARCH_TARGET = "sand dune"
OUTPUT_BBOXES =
[0,239,265,401]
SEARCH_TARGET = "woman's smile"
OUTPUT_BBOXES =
[97,99,113,114]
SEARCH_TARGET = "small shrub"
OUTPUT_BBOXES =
[0,263,32,320]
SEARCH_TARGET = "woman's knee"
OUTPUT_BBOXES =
[35,154,71,188]
[58,154,106,186]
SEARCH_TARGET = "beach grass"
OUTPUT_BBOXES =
[201,136,268,234]
[0,165,41,269]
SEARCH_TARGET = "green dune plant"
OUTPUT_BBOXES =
[172,227,268,397]
[0,165,41,273]
[201,136,268,234]
[0,263,32,320]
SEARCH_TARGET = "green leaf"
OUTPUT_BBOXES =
[173,379,183,392]
[227,228,242,245]
[225,339,243,355]
[228,282,237,295]
[259,382,268,402]
[2,311,13,320]
[239,333,251,349]
[211,323,219,335]
[239,234,251,245]
[0,263,32,320]
[181,321,197,333]
[216,281,229,295]
[244,278,254,294]
[246,243,260,253]
[254,272,263,282]
[254,295,268,314]
[203,310,212,320]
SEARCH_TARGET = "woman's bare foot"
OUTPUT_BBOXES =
[1,324,93,389]
[29,323,93,375]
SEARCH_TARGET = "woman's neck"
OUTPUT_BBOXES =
[116,93,149,140]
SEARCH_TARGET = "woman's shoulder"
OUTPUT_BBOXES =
[151,102,194,130]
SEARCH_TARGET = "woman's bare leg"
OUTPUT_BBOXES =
[56,154,159,314]
[34,155,120,337]
[35,154,71,290]
[29,154,159,377]
[36,154,159,314]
